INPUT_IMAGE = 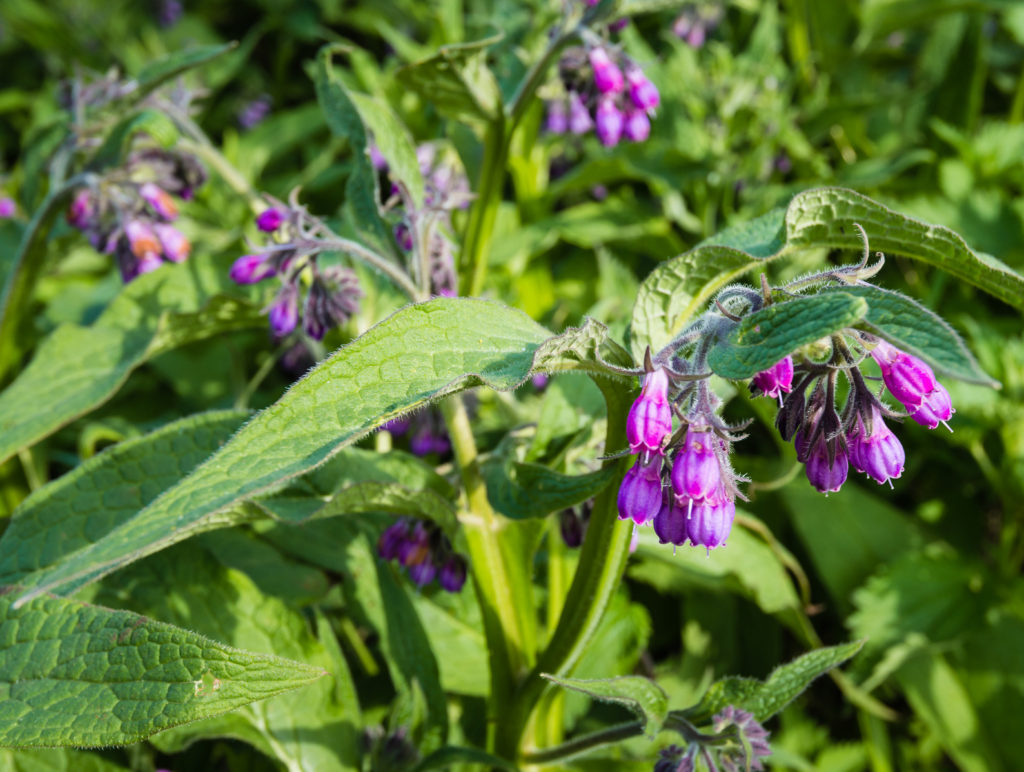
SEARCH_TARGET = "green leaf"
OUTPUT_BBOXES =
[483,458,617,520]
[785,187,1024,312]
[348,91,425,209]
[314,46,396,259]
[397,34,503,124]
[542,674,667,737]
[412,746,518,771]
[531,316,634,378]
[0,748,129,771]
[816,284,997,386]
[0,589,324,749]
[0,264,264,467]
[707,293,868,380]
[0,410,248,586]
[87,109,178,172]
[15,298,552,602]
[684,641,863,725]
[132,42,238,101]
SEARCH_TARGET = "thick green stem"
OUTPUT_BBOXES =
[459,118,506,298]
[440,395,537,748]
[521,720,644,765]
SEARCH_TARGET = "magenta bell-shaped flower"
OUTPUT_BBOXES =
[256,207,285,232]
[625,64,660,111]
[626,367,672,457]
[589,47,624,94]
[230,254,276,284]
[685,494,736,553]
[805,435,848,494]
[671,428,722,503]
[623,108,650,142]
[910,381,955,429]
[849,408,905,486]
[871,340,937,411]
[653,493,688,546]
[752,356,794,399]
[595,97,624,147]
[617,459,663,525]
[568,91,593,135]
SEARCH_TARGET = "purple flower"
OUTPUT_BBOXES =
[595,97,624,147]
[532,373,550,390]
[153,223,190,263]
[670,429,722,503]
[378,521,410,561]
[67,190,95,229]
[870,340,937,411]
[411,427,451,457]
[848,408,905,486]
[269,287,299,337]
[623,108,651,142]
[568,91,593,135]
[438,555,467,592]
[626,367,672,458]
[909,381,954,429]
[653,494,688,546]
[617,459,663,526]
[0,197,15,218]
[394,222,414,251]
[382,417,411,436]
[805,435,848,494]
[625,64,660,111]
[398,522,431,567]
[237,94,272,130]
[124,220,162,259]
[752,356,794,400]
[157,0,182,27]
[655,746,694,772]
[545,100,569,134]
[685,494,735,553]
[714,705,772,771]
[408,559,437,587]
[589,47,624,94]
[139,182,179,221]
[256,208,285,232]
[136,251,165,275]
[230,254,276,284]
[560,508,585,548]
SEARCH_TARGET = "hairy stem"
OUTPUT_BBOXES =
[521,720,644,765]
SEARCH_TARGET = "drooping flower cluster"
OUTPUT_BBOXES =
[377,518,468,592]
[618,360,744,554]
[230,194,363,340]
[545,40,660,147]
[66,147,204,282]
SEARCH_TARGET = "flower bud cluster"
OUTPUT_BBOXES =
[66,148,204,282]
[653,704,770,772]
[229,197,363,340]
[618,366,742,554]
[377,518,468,592]
[545,42,660,147]
[673,3,723,48]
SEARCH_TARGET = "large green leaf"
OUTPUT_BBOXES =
[0,748,129,771]
[348,91,425,209]
[397,35,502,124]
[132,42,238,101]
[0,263,264,467]
[683,641,863,724]
[0,410,248,586]
[0,590,324,748]
[483,458,617,520]
[817,283,997,386]
[542,674,668,737]
[707,293,869,380]
[14,298,555,603]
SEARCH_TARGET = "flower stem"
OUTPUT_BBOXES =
[521,720,644,765]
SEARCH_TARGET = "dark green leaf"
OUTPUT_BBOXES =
[483,458,617,520]
[132,42,238,100]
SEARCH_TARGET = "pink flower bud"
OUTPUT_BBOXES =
[589,47,624,94]
[670,429,722,503]
[623,108,651,142]
[139,182,179,221]
[568,91,593,135]
[849,408,905,486]
[752,356,794,399]
[805,436,848,494]
[626,367,672,457]
[685,494,735,553]
[0,197,15,218]
[269,287,299,337]
[871,340,937,411]
[230,254,276,284]
[909,382,954,429]
[617,460,663,526]
[626,65,660,111]
[545,100,569,134]
[256,207,285,232]
[595,97,624,147]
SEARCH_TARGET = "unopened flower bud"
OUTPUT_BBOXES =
[617,459,663,525]
[871,340,937,411]
[67,190,94,229]
[438,555,467,592]
[805,436,848,494]
[256,207,285,232]
[394,222,414,251]
[626,367,672,457]
[369,143,388,171]
[653,493,688,546]
[378,520,410,561]
[230,254,276,284]
[623,108,651,142]
[589,47,624,94]
[626,64,660,111]
[568,91,593,135]
[153,223,190,263]
[671,429,722,503]
[909,381,954,429]
[595,97,624,147]
[545,100,569,134]
[269,286,299,337]
[752,356,794,399]
[139,182,179,221]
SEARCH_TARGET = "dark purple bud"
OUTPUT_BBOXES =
[589,47,624,94]
[140,182,179,221]
[655,745,694,772]
[382,417,411,436]
[378,520,410,561]
[626,64,660,111]
[568,91,593,135]
[560,509,585,548]
[609,18,630,32]
[849,408,905,486]
[153,223,190,263]
[269,287,299,337]
[256,207,285,232]
[653,493,688,546]
[671,429,722,502]
[752,356,794,399]
[237,94,272,130]
[438,555,467,592]
[408,559,437,587]
[805,435,848,494]
[595,97,624,147]
[0,197,15,218]
[617,459,663,526]
[230,254,276,284]
[157,0,182,27]
[910,381,954,429]
[686,494,735,553]
[623,108,651,142]
[67,190,94,229]
[626,367,672,457]
[411,428,451,457]
[394,222,414,251]
[545,100,569,134]
[870,340,937,411]
[398,522,431,567]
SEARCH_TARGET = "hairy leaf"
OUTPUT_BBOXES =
[397,35,502,124]
[543,673,668,737]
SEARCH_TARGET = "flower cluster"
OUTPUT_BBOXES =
[654,705,770,772]
[382,410,452,458]
[377,518,468,592]
[672,3,723,48]
[545,41,660,147]
[66,147,203,282]
[618,364,744,554]
[772,335,954,495]
[230,195,363,340]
